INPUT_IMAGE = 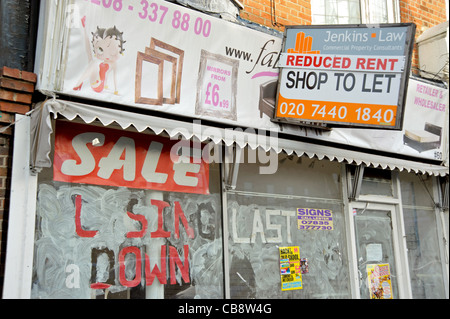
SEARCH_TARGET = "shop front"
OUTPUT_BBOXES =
[3,99,448,299]
[2,0,448,299]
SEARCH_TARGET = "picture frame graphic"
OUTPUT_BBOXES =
[135,51,163,105]
[145,47,178,105]
[149,38,184,104]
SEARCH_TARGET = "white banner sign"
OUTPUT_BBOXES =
[35,0,448,164]
[48,0,282,128]
[331,77,448,162]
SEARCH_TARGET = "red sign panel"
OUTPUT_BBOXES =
[54,121,209,194]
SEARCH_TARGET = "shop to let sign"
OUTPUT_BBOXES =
[53,121,210,194]
[279,246,303,291]
[274,24,416,129]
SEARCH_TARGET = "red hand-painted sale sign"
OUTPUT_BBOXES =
[54,121,209,194]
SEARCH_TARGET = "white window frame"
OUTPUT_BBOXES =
[347,202,412,298]
[344,165,449,299]
[343,167,412,298]
[2,115,38,299]
[360,0,400,24]
[311,0,400,24]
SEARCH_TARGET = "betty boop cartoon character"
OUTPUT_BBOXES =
[73,16,125,95]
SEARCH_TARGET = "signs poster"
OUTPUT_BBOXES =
[297,208,334,230]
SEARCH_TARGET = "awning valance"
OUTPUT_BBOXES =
[28,99,448,176]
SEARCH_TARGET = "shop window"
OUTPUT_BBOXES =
[30,120,223,299]
[311,0,399,24]
[400,172,447,299]
[444,209,449,254]
[439,176,449,211]
[403,208,446,299]
[226,150,351,298]
[438,176,448,253]
[234,152,342,200]
[359,167,393,196]
[348,165,393,198]
[353,207,400,299]
[400,172,435,207]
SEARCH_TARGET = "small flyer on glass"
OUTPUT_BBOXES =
[279,246,303,291]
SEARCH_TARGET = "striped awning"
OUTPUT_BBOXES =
[28,99,448,176]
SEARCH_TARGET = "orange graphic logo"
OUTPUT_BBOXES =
[287,32,320,54]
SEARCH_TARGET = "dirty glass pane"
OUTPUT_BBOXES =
[360,168,393,197]
[31,122,223,299]
[311,0,396,24]
[399,172,435,207]
[445,210,449,248]
[353,209,398,299]
[403,208,446,298]
[227,153,350,298]
[234,152,342,200]
[348,166,393,197]
[400,172,446,298]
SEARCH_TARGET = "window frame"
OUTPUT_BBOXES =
[311,0,400,25]
[360,0,400,24]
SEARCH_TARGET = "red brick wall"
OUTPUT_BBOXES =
[399,0,448,71]
[239,0,312,32]
[0,66,36,297]
[0,135,10,298]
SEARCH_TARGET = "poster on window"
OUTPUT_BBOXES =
[297,208,333,230]
[367,263,393,299]
[279,246,303,291]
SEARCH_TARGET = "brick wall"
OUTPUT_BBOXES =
[0,66,36,297]
[399,0,448,72]
[0,135,10,298]
[239,0,311,32]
